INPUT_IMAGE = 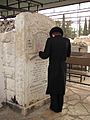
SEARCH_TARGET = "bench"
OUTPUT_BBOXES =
[66,54,90,82]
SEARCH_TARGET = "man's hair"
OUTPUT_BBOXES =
[49,27,63,37]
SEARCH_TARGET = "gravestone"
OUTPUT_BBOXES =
[0,12,55,113]
[15,12,55,112]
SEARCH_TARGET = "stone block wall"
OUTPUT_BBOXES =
[0,12,55,109]
[0,33,5,107]
[0,31,16,105]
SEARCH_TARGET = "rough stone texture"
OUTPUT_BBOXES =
[0,12,55,109]
[0,20,15,33]
[72,35,90,52]
[0,34,5,107]
[71,45,88,52]
[0,82,90,119]
[1,31,16,105]
[73,35,90,45]
[15,12,55,107]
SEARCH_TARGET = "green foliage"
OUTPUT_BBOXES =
[79,24,83,36]
[55,20,61,27]
[78,18,83,36]
[60,14,77,39]
[88,17,90,35]
[62,14,66,35]
[83,18,88,35]
[55,14,90,39]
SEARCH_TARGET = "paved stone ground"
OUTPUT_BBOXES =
[0,78,90,120]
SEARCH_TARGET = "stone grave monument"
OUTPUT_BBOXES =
[0,12,55,114]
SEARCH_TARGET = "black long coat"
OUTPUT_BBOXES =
[39,35,71,95]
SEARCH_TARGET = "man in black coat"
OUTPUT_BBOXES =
[39,27,71,113]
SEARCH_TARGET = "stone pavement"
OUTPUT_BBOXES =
[0,81,90,120]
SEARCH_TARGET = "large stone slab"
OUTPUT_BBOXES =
[15,12,55,106]
[0,12,55,111]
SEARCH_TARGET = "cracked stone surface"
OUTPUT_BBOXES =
[0,20,15,33]
[0,81,90,120]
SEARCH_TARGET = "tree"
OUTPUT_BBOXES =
[65,20,76,39]
[79,24,83,36]
[62,14,66,36]
[78,18,82,36]
[61,14,76,38]
[55,20,61,27]
[65,20,72,37]
[83,17,88,35]
[88,17,90,35]
[71,28,77,39]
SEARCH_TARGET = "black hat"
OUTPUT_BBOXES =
[49,26,63,37]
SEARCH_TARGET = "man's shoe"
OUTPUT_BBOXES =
[50,107,62,113]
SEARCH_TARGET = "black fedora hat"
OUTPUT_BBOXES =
[49,26,63,37]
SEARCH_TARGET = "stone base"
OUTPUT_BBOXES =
[5,96,50,115]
